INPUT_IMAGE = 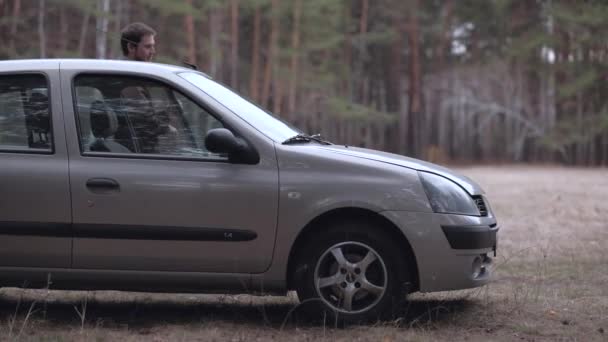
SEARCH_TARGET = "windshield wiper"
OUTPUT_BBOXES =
[282,133,331,145]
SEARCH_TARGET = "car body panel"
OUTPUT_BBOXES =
[313,145,485,195]
[0,267,252,292]
[0,62,71,268]
[0,59,499,298]
[58,62,280,274]
[380,210,497,292]
[251,144,432,291]
[256,145,495,293]
[66,157,279,273]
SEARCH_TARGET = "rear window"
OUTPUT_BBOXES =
[0,74,52,153]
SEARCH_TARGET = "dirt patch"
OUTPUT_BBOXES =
[1,166,607,341]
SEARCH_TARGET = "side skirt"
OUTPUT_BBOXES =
[0,267,279,294]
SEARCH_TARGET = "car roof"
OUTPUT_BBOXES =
[0,59,193,74]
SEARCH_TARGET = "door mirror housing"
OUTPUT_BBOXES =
[205,128,259,164]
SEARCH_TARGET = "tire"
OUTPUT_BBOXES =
[293,219,411,323]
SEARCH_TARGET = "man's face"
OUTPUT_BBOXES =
[128,34,156,62]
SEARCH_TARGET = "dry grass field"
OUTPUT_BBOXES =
[0,166,606,341]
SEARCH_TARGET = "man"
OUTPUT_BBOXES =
[118,23,160,152]
[118,22,183,153]
[120,22,156,62]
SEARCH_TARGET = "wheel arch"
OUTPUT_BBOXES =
[286,207,420,293]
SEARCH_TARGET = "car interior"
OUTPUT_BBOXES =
[0,75,51,151]
[74,75,216,157]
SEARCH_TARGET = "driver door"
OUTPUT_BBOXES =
[63,72,279,273]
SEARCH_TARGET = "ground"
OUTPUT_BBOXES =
[1,166,606,341]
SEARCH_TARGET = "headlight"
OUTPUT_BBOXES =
[418,171,480,216]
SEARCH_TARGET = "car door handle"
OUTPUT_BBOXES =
[86,178,120,191]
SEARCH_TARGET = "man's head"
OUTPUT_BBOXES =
[121,22,156,62]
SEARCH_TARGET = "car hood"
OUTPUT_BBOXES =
[315,145,484,195]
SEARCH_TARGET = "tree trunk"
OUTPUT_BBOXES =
[96,0,110,59]
[273,76,283,116]
[208,7,223,78]
[436,0,453,71]
[429,0,453,152]
[343,3,353,100]
[288,0,302,121]
[110,0,124,59]
[249,6,261,102]
[576,87,584,165]
[123,0,130,27]
[9,0,21,55]
[544,0,556,162]
[405,0,422,156]
[185,0,196,64]
[394,8,408,155]
[197,7,208,71]
[262,0,280,109]
[209,9,218,71]
[230,0,239,89]
[38,0,46,58]
[59,5,69,55]
[600,134,608,166]
[387,11,403,113]
[358,0,369,103]
[79,8,92,57]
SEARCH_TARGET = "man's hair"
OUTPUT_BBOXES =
[120,22,156,56]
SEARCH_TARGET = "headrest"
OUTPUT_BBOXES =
[90,100,117,138]
[26,92,49,114]
[24,92,50,134]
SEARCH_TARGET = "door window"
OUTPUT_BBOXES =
[73,74,225,159]
[0,74,52,152]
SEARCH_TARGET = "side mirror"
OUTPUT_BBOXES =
[205,128,259,164]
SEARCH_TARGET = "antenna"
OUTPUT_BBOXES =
[182,61,198,70]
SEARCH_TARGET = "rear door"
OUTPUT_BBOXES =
[61,70,279,273]
[0,64,72,268]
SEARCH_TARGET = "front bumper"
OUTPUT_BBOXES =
[381,210,499,293]
[441,224,498,251]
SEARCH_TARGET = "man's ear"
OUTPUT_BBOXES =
[127,42,137,53]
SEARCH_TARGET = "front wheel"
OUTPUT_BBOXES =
[294,221,410,323]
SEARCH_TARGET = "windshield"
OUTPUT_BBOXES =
[179,72,300,142]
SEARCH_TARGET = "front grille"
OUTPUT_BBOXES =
[472,196,488,216]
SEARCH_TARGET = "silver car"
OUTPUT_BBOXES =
[0,59,498,322]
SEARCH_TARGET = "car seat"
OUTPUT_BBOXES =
[24,92,51,148]
[89,100,132,153]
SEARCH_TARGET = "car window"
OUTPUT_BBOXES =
[0,74,52,153]
[73,74,226,160]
